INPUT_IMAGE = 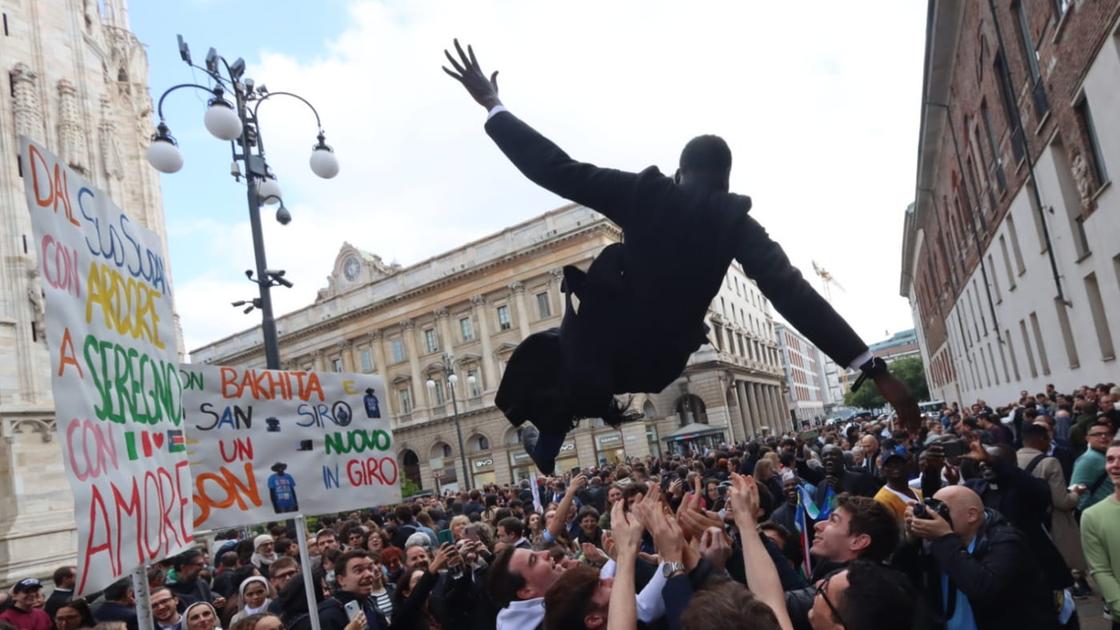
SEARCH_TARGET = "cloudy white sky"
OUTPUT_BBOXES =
[132,0,927,355]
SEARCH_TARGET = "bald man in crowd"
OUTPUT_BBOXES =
[905,486,1059,629]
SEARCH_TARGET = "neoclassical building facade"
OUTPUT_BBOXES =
[0,0,177,582]
[194,205,790,490]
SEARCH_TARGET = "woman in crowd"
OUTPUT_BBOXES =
[183,601,221,630]
[525,511,546,548]
[52,599,96,630]
[448,515,471,542]
[229,613,282,630]
[229,576,271,627]
[390,545,456,630]
[379,547,404,585]
[575,506,603,547]
[365,530,387,555]
[753,458,783,507]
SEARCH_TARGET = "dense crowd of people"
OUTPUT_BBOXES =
[1,382,1118,630]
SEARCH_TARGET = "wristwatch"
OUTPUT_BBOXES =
[852,356,888,392]
[662,561,686,579]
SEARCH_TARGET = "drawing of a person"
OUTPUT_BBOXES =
[267,462,298,513]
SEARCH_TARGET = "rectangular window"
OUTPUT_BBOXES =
[980,101,1006,192]
[431,379,445,405]
[496,305,512,331]
[988,255,1003,302]
[1053,140,1092,259]
[1054,297,1080,368]
[1007,216,1026,275]
[459,316,474,341]
[996,335,1011,382]
[1005,329,1021,381]
[1074,97,1109,189]
[424,328,439,354]
[1020,320,1039,378]
[360,348,373,372]
[536,292,552,318]
[1014,1,1049,117]
[390,338,406,364]
[1029,312,1051,375]
[398,387,413,415]
[331,357,343,373]
[994,53,1026,161]
[467,368,482,396]
[2,13,8,36]
[1084,272,1116,360]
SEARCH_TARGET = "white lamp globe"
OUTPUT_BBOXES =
[448,373,459,385]
[204,101,243,141]
[425,379,436,391]
[309,144,339,179]
[257,177,282,205]
[146,138,183,174]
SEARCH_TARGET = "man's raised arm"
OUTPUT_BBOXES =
[443,39,639,229]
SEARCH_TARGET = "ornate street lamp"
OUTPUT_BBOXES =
[146,36,340,369]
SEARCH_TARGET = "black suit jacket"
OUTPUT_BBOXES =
[487,111,867,431]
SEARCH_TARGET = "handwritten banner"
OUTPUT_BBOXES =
[181,366,400,530]
[20,138,193,595]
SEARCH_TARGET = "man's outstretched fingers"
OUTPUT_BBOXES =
[468,44,479,68]
[442,66,463,82]
[491,71,499,89]
[444,49,465,74]
[454,39,470,67]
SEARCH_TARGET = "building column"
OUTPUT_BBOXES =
[550,268,565,316]
[742,380,760,438]
[401,319,425,410]
[434,307,454,357]
[718,375,738,444]
[370,331,387,377]
[339,342,354,372]
[471,295,499,391]
[733,380,752,439]
[314,349,327,372]
[769,385,787,433]
[509,281,531,339]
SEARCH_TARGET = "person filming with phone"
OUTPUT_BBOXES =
[318,550,389,630]
[904,485,1058,630]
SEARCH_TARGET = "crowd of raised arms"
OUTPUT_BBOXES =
[1,382,1118,630]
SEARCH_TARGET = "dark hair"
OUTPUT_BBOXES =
[103,579,132,603]
[1021,423,1049,441]
[274,538,293,556]
[679,134,733,176]
[542,566,602,630]
[621,482,649,503]
[834,561,920,630]
[498,516,525,538]
[218,551,238,569]
[173,548,204,570]
[335,550,372,577]
[276,568,327,625]
[268,556,298,578]
[680,577,779,630]
[836,494,900,562]
[55,598,97,628]
[488,546,526,609]
[52,565,76,585]
[230,565,259,594]
[394,505,412,523]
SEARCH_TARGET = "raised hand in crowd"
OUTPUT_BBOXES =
[606,500,640,630]
[729,473,794,630]
[698,526,733,573]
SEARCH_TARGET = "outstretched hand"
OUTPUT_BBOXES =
[874,371,920,436]
[442,39,502,110]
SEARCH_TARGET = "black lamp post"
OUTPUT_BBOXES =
[146,36,339,370]
[427,353,475,491]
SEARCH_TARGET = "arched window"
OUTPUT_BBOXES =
[642,401,657,419]
[675,394,708,427]
[399,449,421,489]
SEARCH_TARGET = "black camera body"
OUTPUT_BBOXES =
[913,498,953,527]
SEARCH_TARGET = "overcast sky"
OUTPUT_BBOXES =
[132,0,927,356]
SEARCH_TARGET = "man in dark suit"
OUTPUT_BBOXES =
[443,40,918,474]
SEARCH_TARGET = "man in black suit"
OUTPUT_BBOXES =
[443,40,918,474]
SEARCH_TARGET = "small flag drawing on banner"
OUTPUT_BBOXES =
[124,431,157,461]
[168,430,186,453]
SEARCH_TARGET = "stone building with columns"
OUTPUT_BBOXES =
[775,323,826,424]
[0,0,177,583]
[192,204,789,490]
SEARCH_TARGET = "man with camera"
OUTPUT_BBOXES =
[905,486,1057,630]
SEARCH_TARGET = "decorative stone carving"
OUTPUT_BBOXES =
[470,294,487,307]
[56,80,89,172]
[1070,152,1092,209]
[401,319,416,330]
[27,268,45,342]
[99,96,125,180]
[433,307,450,320]
[507,280,525,294]
[11,64,45,140]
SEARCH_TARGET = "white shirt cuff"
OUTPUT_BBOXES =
[487,105,509,120]
[599,559,616,578]
[635,562,668,622]
[847,350,874,372]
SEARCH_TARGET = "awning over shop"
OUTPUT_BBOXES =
[664,423,725,442]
